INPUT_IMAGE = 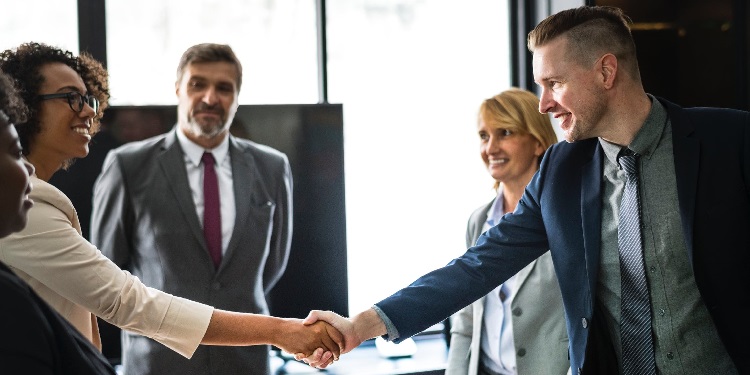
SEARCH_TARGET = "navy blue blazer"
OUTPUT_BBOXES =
[376,97,749,373]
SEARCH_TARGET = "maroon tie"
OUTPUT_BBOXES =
[202,152,222,269]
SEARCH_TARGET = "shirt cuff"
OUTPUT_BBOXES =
[372,305,400,342]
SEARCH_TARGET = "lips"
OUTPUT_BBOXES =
[23,183,34,209]
[72,125,91,139]
[489,158,509,165]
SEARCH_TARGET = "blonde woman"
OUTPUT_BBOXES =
[446,88,568,375]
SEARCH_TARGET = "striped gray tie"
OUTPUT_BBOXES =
[617,149,656,375]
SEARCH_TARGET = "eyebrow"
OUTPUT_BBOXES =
[53,85,85,94]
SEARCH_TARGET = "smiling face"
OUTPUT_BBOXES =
[0,121,34,237]
[533,37,607,143]
[478,115,544,186]
[176,61,239,149]
[28,63,97,178]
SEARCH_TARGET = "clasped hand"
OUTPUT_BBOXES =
[293,310,365,369]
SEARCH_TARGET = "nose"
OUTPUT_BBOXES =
[202,87,219,105]
[486,135,502,154]
[538,88,554,114]
[80,101,97,120]
[23,160,34,177]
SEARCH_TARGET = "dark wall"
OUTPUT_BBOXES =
[597,0,749,110]
[50,104,348,363]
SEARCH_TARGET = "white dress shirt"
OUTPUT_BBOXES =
[176,129,235,254]
[480,186,519,375]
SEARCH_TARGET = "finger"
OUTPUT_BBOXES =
[315,354,334,370]
[293,353,305,361]
[320,328,342,358]
[305,347,323,365]
[320,350,332,364]
[306,348,330,368]
[302,310,322,325]
[326,323,345,354]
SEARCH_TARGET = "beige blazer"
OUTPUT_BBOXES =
[0,176,213,358]
[446,199,569,375]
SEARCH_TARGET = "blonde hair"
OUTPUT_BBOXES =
[478,88,557,189]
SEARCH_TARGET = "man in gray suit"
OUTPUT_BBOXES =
[91,43,293,375]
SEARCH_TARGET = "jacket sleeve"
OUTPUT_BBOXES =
[1,173,214,359]
[375,172,549,342]
[91,150,133,268]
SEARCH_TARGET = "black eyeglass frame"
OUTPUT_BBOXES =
[38,92,99,114]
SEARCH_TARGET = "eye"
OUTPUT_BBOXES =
[501,129,513,137]
[12,141,23,159]
[478,132,489,141]
[217,83,235,93]
[189,80,206,90]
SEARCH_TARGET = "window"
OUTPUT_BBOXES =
[105,0,319,105]
[327,0,510,313]
[0,1,79,53]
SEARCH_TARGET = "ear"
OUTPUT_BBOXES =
[599,53,618,89]
[534,140,545,157]
[175,82,180,97]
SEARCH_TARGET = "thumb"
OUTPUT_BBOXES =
[302,310,324,325]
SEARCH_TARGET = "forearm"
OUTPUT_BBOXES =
[350,308,388,343]
[201,309,285,346]
[202,309,342,358]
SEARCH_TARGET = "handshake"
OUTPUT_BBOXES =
[276,308,387,369]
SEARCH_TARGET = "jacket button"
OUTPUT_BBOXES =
[581,318,588,329]
[512,307,522,316]
[517,348,526,357]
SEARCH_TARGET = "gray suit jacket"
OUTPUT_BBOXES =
[91,129,292,375]
[446,199,569,375]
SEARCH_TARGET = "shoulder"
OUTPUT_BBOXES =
[108,132,171,159]
[232,137,287,159]
[658,96,749,135]
[231,136,289,168]
[468,200,493,224]
[0,263,49,328]
[28,177,76,220]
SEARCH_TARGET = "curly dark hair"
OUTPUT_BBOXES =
[0,70,28,125]
[0,42,110,156]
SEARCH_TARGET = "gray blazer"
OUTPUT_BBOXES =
[446,199,569,375]
[91,129,292,375]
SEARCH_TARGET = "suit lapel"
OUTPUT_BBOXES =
[222,138,255,265]
[157,130,208,254]
[581,144,604,296]
[664,99,699,263]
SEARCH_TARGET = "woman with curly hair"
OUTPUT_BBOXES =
[0,69,115,374]
[0,43,341,366]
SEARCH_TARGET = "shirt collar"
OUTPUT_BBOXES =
[486,184,506,228]
[599,94,668,166]
[175,127,230,167]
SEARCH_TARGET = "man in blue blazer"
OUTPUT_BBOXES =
[302,6,749,374]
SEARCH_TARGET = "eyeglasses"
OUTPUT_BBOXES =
[38,92,99,114]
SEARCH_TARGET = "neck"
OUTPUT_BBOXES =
[599,87,652,147]
[501,180,525,214]
[26,152,62,181]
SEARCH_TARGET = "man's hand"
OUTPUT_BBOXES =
[274,318,343,362]
[296,308,387,369]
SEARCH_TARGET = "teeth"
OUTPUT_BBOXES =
[489,159,508,165]
[73,127,90,136]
